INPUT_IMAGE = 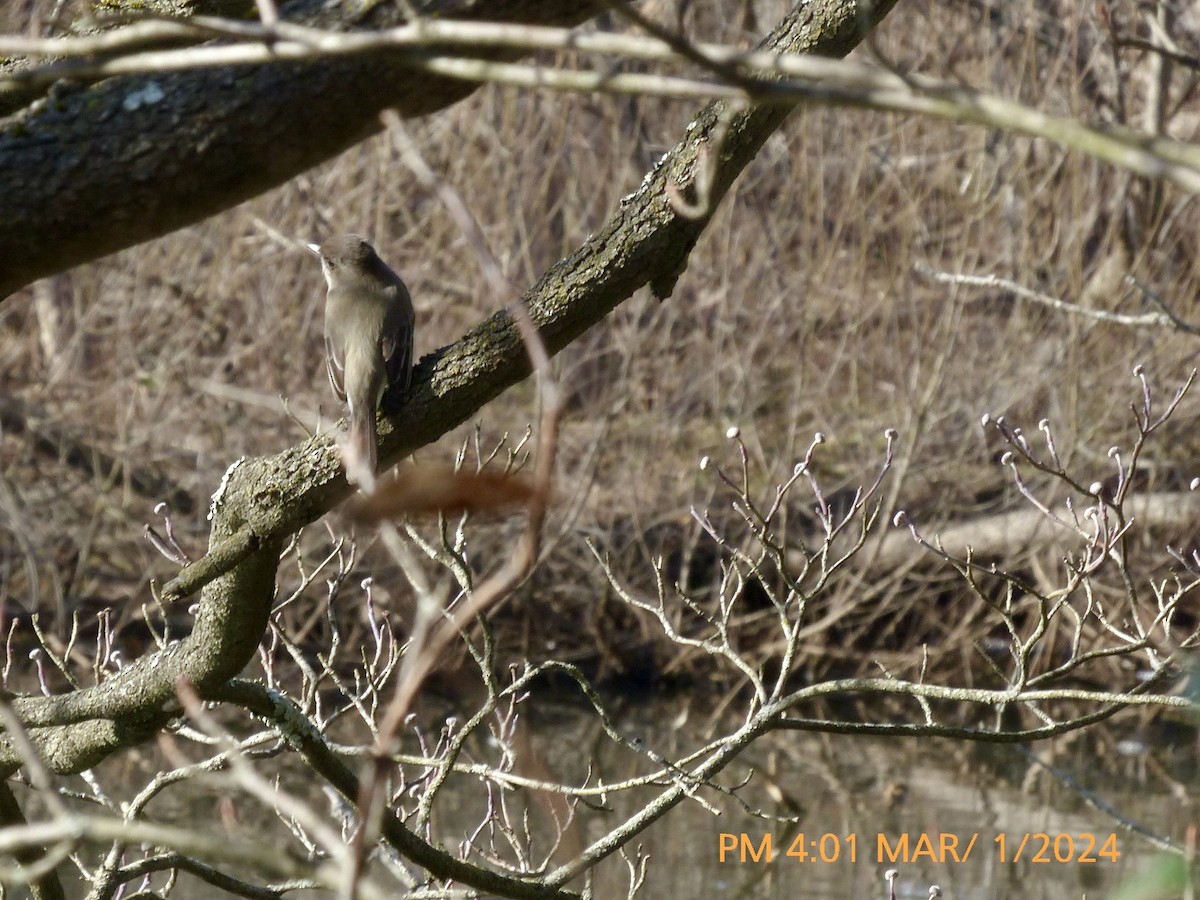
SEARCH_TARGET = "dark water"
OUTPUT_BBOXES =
[537,707,1193,900]
[83,700,1194,899]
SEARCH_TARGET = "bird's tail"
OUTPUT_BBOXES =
[340,407,378,492]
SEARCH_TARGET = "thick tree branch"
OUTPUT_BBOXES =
[0,0,596,298]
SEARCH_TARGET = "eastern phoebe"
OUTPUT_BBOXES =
[308,234,414,492]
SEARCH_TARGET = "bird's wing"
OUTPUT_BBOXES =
[325,334,347,403]
[382,285,415,395]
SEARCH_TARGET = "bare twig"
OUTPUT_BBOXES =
[915,263,1200,335]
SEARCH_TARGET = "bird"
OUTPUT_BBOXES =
[307,234,414,492]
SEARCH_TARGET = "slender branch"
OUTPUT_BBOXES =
[773,677,1192,711]
[915,264,1200,334]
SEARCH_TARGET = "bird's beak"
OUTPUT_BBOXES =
[305,242,321,256]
